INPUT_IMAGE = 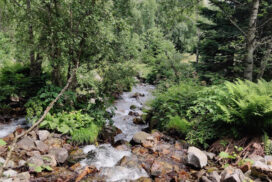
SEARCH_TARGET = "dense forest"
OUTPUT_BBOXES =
[0,0,272,181]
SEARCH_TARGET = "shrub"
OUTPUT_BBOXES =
[25,84,76,121]
[148,81,202,130]
[100,62,137,95]
[40,111,105,144]
[148,79,272,148]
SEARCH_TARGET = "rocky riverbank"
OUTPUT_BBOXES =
[1,128,272,181]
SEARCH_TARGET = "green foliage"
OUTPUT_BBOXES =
[0,62,46,104]
[263,132,272,155]
[166,116,191,135]
[189,79,272,136]
[148,81,202,129]
[25,85,76,121]
[101,62,137,95]
[149,79,272,148]
[40,111,104,144]
[28,163,53,173]
[0,139,7,146]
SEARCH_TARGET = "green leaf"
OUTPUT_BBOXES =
[219,152,230,159]
[34,166,43,173]
[43,165,53,171]
[0,139,7,146]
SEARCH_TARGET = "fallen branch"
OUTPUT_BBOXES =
[0,62,79,176]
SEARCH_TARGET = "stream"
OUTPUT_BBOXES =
[0,83,155,182]
[80,83,155,181]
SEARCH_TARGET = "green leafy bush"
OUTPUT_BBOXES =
[148,79,272,148]
[25,85,76,121]
[148,81,202,130]
[101,62,137,95]
[40,111,104,144]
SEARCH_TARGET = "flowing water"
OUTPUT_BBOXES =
[0,118,27,138]
[81,83,155,181]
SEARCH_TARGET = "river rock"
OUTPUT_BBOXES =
[118,155,142,169]
[44,138,62,148]
[133,177,152,182]
[150,159,173,177]
[265,155,272,165]
[221,166,247,182]
[133,117,145,125]
[251,160,272,179]
[49,148,68,163]
[0,178,13,182]
[35,140,49,153]
[187,146,207,168]
[37,130,50,141]
[68,148,86,164]
[18,160,26,167]
[132,131,152,144]
[17,136,35,151]
[3,169,17,177]
[27,156,44,171]
[204,151,216,160]
[42,154,57,167]
[14,172,31,182]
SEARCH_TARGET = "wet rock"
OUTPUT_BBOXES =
[150,159,173,177]
[0,157,5,164]
[37,130,50,141]
[49,147,68,163]
[118,155,142,169]
[133,117,145,125]
[129,111,140,117]
[99,125,122,144]
[17,136,35,151]
[130,105,138,110]
[187,146,208,168]
[68,148,86,164]
[3,169,17,177]
[132,131,152,144]
[221,166,247,182]
[35,140,49,153]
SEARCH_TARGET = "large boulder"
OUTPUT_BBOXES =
[187,147,208,168]
[49,148,68,163]
[132,131,152,144]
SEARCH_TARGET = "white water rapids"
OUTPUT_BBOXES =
[81,84,155,181]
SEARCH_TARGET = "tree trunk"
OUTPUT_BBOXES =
[257,42,272,79]
[27,0,42,77]
[244,0,259,81]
